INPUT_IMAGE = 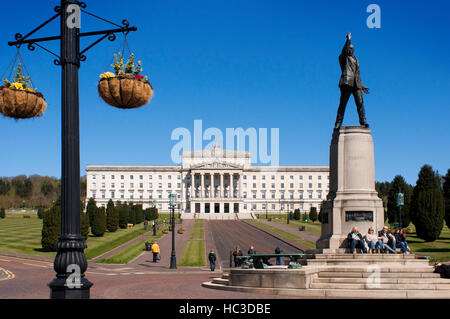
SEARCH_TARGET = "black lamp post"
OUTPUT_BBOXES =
[8,0,137,299]
[396,192,404,229]
[169,192,177,269]
[152,199,157,236]
[286,201,290,224]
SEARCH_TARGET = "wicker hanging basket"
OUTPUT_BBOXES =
[98,76,153,109]
[0,87,47,119]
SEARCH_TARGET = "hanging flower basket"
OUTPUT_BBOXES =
[98,53,153,109]
[0,63,46,119]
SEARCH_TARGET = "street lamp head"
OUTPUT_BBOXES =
[169,192,177,207]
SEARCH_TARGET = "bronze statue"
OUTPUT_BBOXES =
[334,33,370,129]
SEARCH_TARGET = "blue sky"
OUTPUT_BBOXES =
[0,0,449,185]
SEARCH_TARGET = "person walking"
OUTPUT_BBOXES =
[208,249,217,271]
[151,241,160,263]
[275,246,282,265]
[144,220,148,231]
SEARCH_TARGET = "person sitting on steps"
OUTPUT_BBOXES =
[348,226,368,253]
[395,228,410,254]
[364,227,383,253]
[378,226,397,254]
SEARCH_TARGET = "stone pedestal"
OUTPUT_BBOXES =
[316,126,384,251]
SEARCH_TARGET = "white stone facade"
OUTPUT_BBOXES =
[86,145,329,219]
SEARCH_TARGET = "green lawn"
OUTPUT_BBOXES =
[406,225,450,262]
[178,219,206,267]
[0,214,150,260]
[97,224,170,264]
[177,240,206,266]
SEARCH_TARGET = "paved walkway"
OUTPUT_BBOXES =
[129,219,196,270]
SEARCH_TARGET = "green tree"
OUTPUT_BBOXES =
[387,175,413,228]
[106,199,119,232]
[40,180,54,196]
[41,203,61,251]
[128,202,136,224]
[86,197,98,228]
[443,169,450,229]
[293,209,300,220]
[410,165,445,242]
[309,207,318,222]
[118,202,130,229]
[91,206,106,237]
[0,208,5,219]
[134,204,143,224]
[81,210,90,241]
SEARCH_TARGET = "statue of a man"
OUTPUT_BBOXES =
[334,33,370,129]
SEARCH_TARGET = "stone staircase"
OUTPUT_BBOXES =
[203,254,450,298]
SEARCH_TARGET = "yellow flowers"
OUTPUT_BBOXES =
[100,72,115,79]
[25,87,36,93]
[10,82,23,90]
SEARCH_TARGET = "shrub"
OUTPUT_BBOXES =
[118,203,130,229]
[81,210,90,241]
[41,204,61,251]
[410,165,445,242]
[293,209,300,221]
[0,208,5,219]
[86,197,98,228]
[37,206,45,219]
[23,215,31,218]
[106,199,119,232]
[309,207,318,222]
[444,169,450,229]
[133,204,143,225]
[91,206,106,237]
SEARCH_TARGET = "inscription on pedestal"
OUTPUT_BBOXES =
[345,211,373,222]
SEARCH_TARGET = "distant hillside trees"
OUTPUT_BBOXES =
[40,180,54,196]
[11,176,33,199]
[0,179,10,195]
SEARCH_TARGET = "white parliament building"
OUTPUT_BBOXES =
[86,145,329,219]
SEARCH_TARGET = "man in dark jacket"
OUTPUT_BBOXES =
[334,32,370,130]
[248,246,256,255]
[208,249,217,271]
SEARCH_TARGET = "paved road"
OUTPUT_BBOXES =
[208,220,304,269]
[0,255,292,299]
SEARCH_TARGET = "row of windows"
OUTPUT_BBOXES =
[243,183,327,189]
[92,191,182,200]
[91,182,182,189]
[91,173,329,182]
[91,174,181,181]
